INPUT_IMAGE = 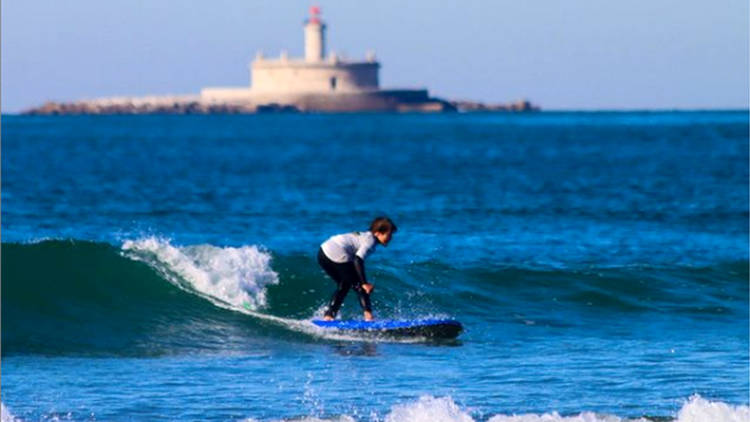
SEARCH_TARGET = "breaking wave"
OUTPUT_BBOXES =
[6,395,741,422]
[2,238,746,356]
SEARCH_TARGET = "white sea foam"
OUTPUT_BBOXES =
[675,395,749,422]
[376,395,749,422]
[486,411,645,421]
[385,396,475,422]
[121,237,279,310]
[1,404,21,422]
[381,396,640,422]
[4,395,747,422]
[243,417,356,422]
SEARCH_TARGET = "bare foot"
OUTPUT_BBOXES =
[364,311,374,321]
[323,315,334,321]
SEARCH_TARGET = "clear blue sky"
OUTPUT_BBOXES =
[2,0,748,112]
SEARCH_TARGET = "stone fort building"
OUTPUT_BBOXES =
[201,7,453,112]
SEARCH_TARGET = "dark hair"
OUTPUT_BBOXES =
[370,216,397,234]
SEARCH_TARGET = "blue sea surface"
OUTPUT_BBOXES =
[1,112,748,421]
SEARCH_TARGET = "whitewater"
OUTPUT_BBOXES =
[3,395,748,422]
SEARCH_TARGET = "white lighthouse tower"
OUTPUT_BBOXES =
[304,6,326,62]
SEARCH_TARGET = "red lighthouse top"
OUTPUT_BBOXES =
[309,5,321,24]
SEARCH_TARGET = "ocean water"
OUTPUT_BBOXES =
[1,112,748,422]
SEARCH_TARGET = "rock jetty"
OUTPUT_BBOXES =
[450,99,540,112]
[23,96,255,115]
[22,96,539,115]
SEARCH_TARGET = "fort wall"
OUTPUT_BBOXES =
[250,60,379,94]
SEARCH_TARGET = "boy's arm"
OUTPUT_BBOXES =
[352,256,372,293]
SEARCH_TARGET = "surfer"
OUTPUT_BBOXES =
[318,216,397,321]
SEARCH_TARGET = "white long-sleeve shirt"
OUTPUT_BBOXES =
[320,231,377,264]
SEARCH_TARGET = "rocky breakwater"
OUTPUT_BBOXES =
[23,96,539,115]
[23,96,257,115]
[450,99,540,112]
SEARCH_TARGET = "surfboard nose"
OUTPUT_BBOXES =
[311,318,463,339]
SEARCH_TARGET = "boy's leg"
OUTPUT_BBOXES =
[325,283,351,319]
[318,248,349,319]
[339,263,372,317]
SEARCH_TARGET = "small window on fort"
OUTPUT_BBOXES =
[330,77,337,90]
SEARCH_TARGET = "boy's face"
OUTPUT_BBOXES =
[375,230,393,246]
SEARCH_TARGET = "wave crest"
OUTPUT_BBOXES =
[122,237,279,311]
[380,395,750,422]
[676,395,750,422]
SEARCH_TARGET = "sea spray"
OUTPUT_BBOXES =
[1,404,20,422]
[379,395,749,422]
[486,411,646,421]
[675,395,750,422]
[384,396,474,422]
[3,395,748,422]
[122,237,279,310]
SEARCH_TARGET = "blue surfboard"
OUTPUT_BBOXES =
[311,318,462,339]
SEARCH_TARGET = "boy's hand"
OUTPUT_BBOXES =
[361,283,374,294]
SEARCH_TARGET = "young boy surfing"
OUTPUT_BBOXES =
[317,217,397,321]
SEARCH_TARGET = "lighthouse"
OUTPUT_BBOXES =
[199,6,452,112]
[304,6,326,62]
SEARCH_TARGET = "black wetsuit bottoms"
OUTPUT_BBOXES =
[318,248,372,318]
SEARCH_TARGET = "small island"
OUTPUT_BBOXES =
[23,7,539,115]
